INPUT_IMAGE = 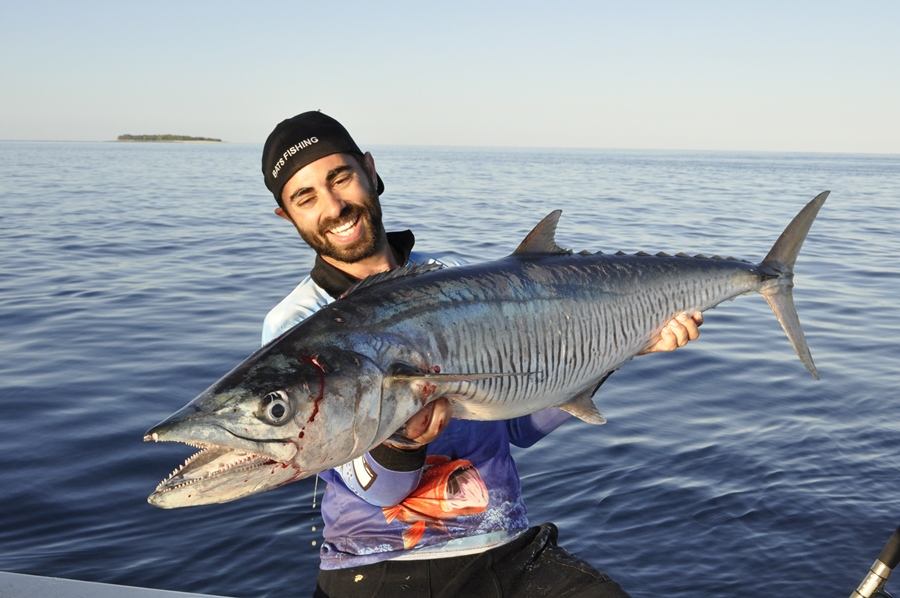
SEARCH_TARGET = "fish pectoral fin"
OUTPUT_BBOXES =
[558,391,607,425]
[387,362,529,383]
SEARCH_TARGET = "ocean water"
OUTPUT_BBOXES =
[0,141,898,597]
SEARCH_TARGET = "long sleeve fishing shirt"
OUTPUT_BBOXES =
[262,231,571,570]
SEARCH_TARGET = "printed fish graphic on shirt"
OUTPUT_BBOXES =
[382,456,489,550]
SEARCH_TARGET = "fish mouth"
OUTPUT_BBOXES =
[149,440,279,491]
[145,435,303,508]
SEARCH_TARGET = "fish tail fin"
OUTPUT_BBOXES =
[759,191,829,380]
[762,291,818,379]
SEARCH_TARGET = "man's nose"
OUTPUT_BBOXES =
[319,188,347,219]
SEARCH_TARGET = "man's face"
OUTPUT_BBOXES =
[277,152,385,264]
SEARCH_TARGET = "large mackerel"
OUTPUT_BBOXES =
[145,191,827,508]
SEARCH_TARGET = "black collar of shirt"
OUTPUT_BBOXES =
[309,230,416,299]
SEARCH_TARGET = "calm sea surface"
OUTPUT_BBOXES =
[1,141,898,597]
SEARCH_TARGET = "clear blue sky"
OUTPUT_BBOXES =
[2,1,898,153]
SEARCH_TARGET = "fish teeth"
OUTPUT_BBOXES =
[153,442,281,494]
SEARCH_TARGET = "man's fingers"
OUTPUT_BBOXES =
[691,311,704,328]
[639,311,703,355]
[684,311,702,340]
[670,312,702,346]
[404,398,452,445]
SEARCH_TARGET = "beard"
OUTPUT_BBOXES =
[298,190,386,264]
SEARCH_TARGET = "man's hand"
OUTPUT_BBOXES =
[399,398,453,447]
[638,311,703,355]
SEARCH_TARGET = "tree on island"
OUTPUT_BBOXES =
[117,134,222,142]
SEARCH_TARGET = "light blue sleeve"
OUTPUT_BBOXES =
[261,276,333,345]
[336,452,424,507]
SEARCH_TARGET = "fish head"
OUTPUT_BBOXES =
[145,342,389,508]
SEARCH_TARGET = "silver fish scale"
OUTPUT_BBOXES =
[356,254,766,420]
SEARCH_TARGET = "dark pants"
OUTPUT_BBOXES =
[314,523,631,598]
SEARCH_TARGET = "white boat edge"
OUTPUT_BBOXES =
[0,571,232,598]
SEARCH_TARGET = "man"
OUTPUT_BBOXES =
[261,111,701,597]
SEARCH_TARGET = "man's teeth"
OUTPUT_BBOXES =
[330,219,357,236]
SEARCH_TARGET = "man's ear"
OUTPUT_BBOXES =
[363,152,377,184]
[275,207,292,222]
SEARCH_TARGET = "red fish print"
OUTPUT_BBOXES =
[382,455,489,550]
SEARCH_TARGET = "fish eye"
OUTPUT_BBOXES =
[260,391,292,425]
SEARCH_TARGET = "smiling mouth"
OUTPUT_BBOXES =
[327,215,361,239]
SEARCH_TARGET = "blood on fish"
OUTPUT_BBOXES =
[421,381,437,403]
[301,354,325,424]
[307,400,320,424]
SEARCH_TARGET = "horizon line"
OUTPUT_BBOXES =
[1,138,898,157]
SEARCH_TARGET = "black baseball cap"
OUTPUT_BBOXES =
[261,111,384,205]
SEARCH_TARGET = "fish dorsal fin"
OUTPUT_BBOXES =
[342,262,445,298]
[512,210,571,256]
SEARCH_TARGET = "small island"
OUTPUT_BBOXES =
[117,134,222,142]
